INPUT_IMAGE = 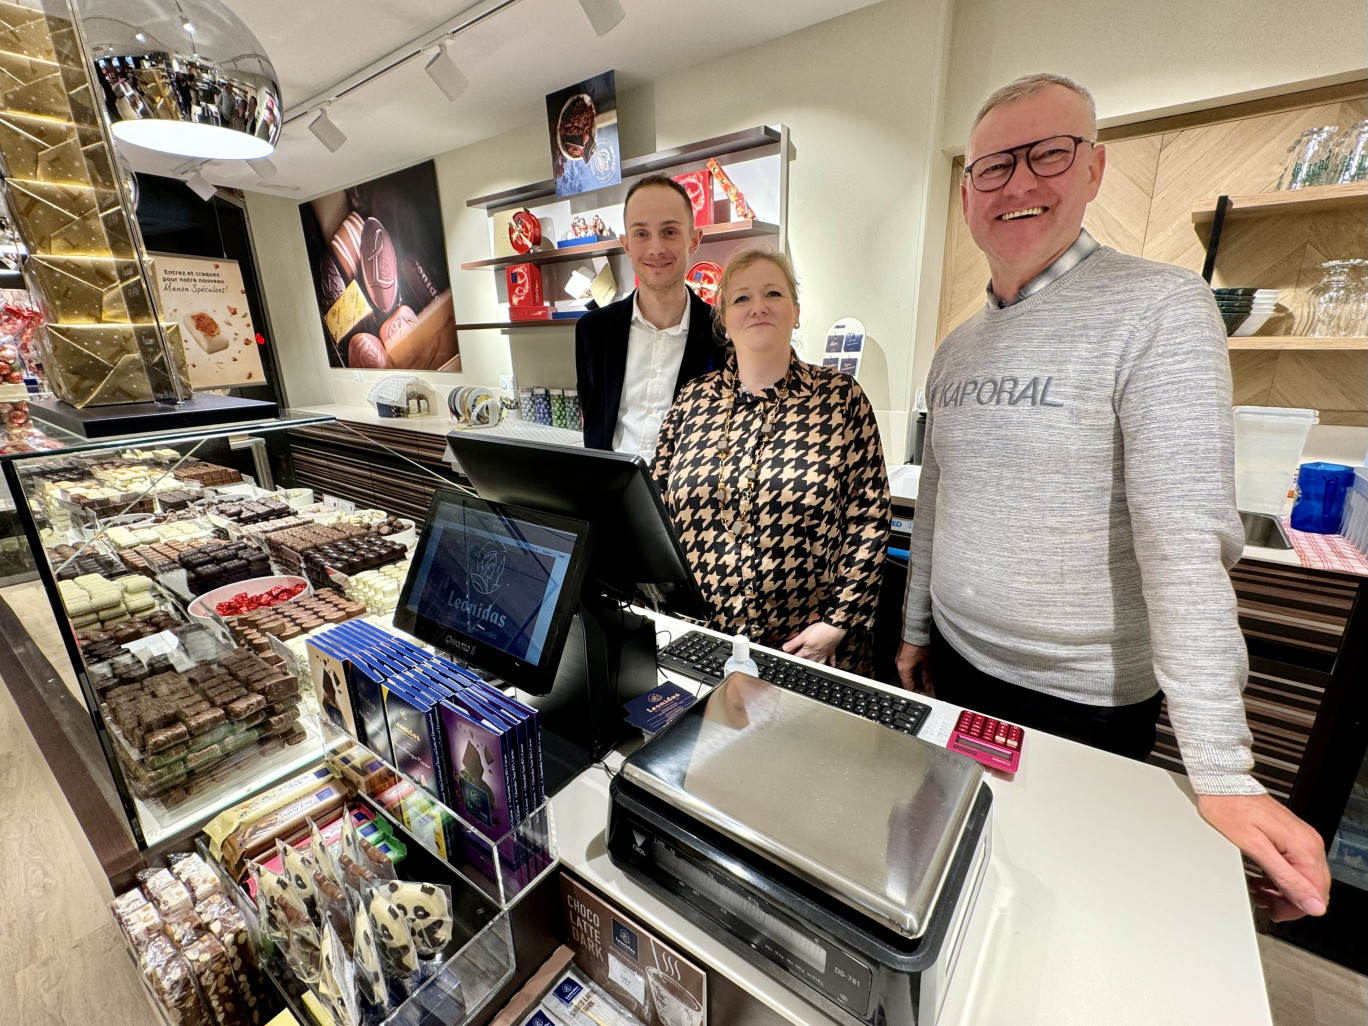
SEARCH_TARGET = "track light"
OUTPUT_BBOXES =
[185,170,217,201]
[424,40,468,102]
[578,0,625,36]
[248,157,277,179]
[308,108,346,152]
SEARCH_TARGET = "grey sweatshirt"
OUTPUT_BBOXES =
[903,245,1260,796]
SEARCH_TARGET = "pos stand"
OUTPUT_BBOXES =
[523,590,659,795]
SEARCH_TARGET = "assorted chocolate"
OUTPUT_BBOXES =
[113,855,275,1025]
[262,523,406,589]
[176,539,272,595]
[101,649,304,800]
[202,497,293,525]
[230,590,366,649]
[77,610,181,663]
[173,460,243,487]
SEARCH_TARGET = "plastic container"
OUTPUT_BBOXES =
[1232,406,1319,515]
[723,634,758,677]
[1291,462,1356,533]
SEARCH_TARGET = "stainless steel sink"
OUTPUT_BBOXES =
[1239,510,1292,550]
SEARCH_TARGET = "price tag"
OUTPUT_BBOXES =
[321,495,356,513]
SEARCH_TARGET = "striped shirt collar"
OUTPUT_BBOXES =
[986,228,1100,308]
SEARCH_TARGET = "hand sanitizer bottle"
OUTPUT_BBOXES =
[723,634,759,677]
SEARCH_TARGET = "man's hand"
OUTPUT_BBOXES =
[896,642,933,695]
[781,622,846,666]
[1197,793,1330,921]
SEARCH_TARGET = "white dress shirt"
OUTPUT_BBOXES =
[612,291,691,460]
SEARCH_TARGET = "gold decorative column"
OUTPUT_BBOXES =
[0,0,189,409]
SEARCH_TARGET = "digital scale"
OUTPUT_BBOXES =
[607,673,993,1026]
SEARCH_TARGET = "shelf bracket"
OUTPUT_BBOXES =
[1201,194,1230,284]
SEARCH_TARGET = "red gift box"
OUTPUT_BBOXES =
[509,304,552,321]
[506,263,544,307]
[672,170,714,227]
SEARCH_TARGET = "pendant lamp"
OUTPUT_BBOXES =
[77,0,281,160]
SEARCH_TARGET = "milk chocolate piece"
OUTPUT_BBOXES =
[360,217,398,315]
[226,694,266,721]
[347,331,387,368]
[255,675,299,703]
[145,722,189,752]
[184,707,226,735]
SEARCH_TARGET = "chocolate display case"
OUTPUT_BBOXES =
[0,0,190,409]
[0,410,339,849]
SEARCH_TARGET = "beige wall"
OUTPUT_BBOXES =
[941,0,1368,149]
[248,0,1366,453]
[247,0,955,460]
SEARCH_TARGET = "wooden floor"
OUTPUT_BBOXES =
[0,656,1363,1024]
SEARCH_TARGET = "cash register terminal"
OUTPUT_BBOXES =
[439,435,707,792]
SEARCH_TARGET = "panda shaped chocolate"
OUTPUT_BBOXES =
[352,903,386,1007]
[366,888,419,977]
[383,880,453,959]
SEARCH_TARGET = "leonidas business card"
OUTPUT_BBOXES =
[623,682,696,733]
[561,876,706,1025]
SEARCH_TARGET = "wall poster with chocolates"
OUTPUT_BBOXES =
[150,255,266,390]
[299,160,460,371]
[546,70,622,198]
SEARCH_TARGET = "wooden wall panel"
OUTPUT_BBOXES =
[935,135,1161,343]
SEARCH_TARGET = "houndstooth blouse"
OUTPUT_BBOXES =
[651,349,890,675]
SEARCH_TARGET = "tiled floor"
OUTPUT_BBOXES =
[0,662,1363,1025]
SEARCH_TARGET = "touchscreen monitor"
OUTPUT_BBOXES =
[394,490,592,694]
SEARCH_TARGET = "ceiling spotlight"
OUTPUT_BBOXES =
[424,41,468,102]
[134,31,146,43]
[308,108,346,152]
[185,170,217,201]
[183,20,194,33]
[248,157,277,179]
[578,0,625,36]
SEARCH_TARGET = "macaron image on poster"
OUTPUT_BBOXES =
[151,254,265,389]
[298,159,460,371]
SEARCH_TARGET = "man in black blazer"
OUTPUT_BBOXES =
[576,174,721,455]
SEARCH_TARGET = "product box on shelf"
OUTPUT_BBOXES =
[671,169,715,227]
[304,622,556,905]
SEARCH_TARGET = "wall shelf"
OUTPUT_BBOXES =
[1193,181,1368,229]
[466,125,782,210]
[461,219,779,270]
[1228,335,1367,350]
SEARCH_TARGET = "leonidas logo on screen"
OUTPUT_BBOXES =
[470,540,507,595]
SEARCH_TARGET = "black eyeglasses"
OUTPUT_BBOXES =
[964,135,1094,191]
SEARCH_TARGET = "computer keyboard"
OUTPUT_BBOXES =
[658,631,931,737]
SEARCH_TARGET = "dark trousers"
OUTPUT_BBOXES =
[929,622,1162,761]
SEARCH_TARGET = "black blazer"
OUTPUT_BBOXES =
[575,288,722,451]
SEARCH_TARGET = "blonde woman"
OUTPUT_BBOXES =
[652,248,889,674]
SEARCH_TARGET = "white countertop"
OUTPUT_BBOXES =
[549,615,1270,1026]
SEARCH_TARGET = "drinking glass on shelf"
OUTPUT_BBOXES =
[1332,120,1368,184]
[1342,259,1368,338]
[1278,126,1340,189]
[1306,260,1356,337]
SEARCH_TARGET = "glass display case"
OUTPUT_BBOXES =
[0,405,338,848]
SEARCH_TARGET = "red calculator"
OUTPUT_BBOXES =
[948,710,1024,773]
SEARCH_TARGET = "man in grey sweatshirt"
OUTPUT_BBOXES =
[898,73,1330,922]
